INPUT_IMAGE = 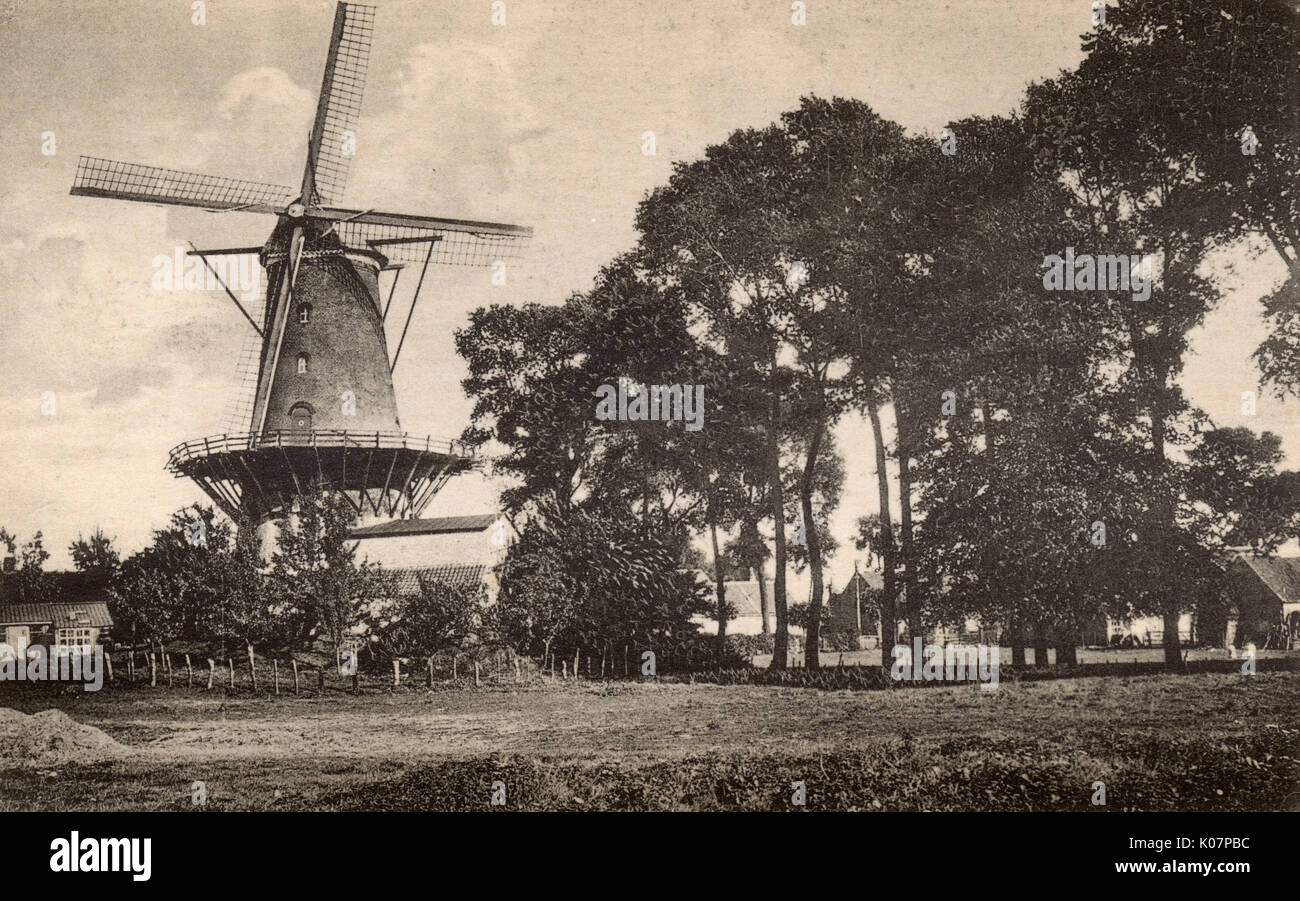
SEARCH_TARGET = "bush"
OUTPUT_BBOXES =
[726,633,775,658]
[821,626,861,652]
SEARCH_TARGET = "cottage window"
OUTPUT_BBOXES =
[299,303,312,325]
[297,353,310,374]
[56,627,93,648]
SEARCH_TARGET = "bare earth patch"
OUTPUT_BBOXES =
[0,670,1295,810]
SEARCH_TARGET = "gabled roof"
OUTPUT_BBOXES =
[830,569,883,602]
[708,581,772,616]
[383,565,489,596]
[0,602,113,629]
[1236,556,1300,603]
[350,514,498,539]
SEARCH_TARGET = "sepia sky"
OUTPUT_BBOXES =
[0,0,1294,580]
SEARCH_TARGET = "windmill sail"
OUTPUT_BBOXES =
[305,2,376,204]
[336,219,532,267]
[71,156,294,213]
[218,279,270,434]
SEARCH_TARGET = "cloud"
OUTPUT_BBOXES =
[89,364,174,407]
[217,67,314,120]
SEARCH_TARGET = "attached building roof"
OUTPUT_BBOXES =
[0,602,113,629]
[1236,556,1300,603]
[384,565,490,596]
[350,514,498,539]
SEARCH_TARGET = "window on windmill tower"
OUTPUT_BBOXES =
[297,353,310,374]
[298,303,312,325]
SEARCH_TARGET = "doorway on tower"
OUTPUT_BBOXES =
[289,402,314,434]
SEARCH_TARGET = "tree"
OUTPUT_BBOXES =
[372,578,482,660]
[456,300,599,518]
[1023,20,1248,663]
[69,528,120,576]
[490,501,711,673]
[7,531,62,605]
[1183,426,1300,555]
[69,527,121,600]
[1074,1,1297,396]
[112,506,234,648]
[267,488,388,655]
[636,121,827,668]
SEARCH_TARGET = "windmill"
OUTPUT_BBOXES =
[70,2,530,529]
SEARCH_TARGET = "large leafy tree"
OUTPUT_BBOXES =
[69,528,120,581]
[1023,8,1253,663]
[267,488,388,654]
[112,506,234,647]
[1077,0,1297,394]
[1183,426,1300,554]
[491,502,711,672]
[636,121,838,668]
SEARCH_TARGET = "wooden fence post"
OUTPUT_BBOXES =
[426,657,433,688]
[474,660,480,687]
[247,645,257,693]
[514,657,521,683]
[573,649,580,680]
[452,656,458,681]
[292,659,300,696]
[318,667,325,692]
[207,658,215,690]
[336,647,342,676]
[562,660,568,680]
[624,645,629,677]
[393,659,401,689]
[228,658,235,690]
[128,649,135,682]
[165,654,173,687]
[105,652,113,683]
[185,654,193,687]
[148,653,156,687]
[273,659,280,695]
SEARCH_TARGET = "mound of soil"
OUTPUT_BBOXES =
[0,707,129,766]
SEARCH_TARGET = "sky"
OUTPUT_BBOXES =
[0,0,1294,586]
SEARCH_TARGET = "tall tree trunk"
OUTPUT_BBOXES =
[709,518,729,663]
[867,400,898,664]
[1033,622,1051,668]
[801,408,827,670]
[981,399,1016,664]
[742,517,771,634]
[768,350,790,669]
[1148,364,1183,667]
[896,407,921,644]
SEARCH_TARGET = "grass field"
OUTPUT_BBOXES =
[2,667,1298,811]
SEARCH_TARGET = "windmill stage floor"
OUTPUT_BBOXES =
[1,671,1297,811]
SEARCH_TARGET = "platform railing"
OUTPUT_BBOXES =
[167,429,471,469]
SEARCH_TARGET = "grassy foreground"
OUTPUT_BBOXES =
[1,670,1297,811]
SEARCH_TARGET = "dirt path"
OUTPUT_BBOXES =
[14,671,1293,764]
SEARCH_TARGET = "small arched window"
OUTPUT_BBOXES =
[296,353,309,374]
[298,303,312,325]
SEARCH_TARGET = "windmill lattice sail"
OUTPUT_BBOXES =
[308,2,376,204]
[72,157,294,212]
